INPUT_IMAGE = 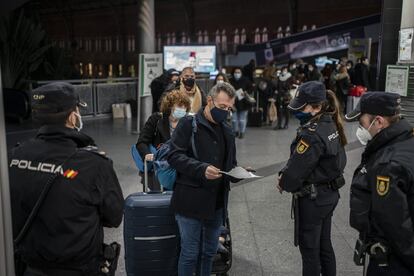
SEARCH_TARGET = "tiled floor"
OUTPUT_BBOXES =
[6,117,363,275]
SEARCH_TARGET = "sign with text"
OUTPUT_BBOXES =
[385,65,409,97]
[139,53,163,97]
[399,28,414,62]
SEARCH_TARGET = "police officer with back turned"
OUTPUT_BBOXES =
[9,82,124,276]
[277,81,348,276]
[346,92,414,275]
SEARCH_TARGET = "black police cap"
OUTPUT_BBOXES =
[345,92,401,121]
[288,81,326,110]
[31,82,87,114]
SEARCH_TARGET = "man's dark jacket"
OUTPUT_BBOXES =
[9,126,124,271]
[167,110,237,220]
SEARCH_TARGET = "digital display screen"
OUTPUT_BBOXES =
[163,45,217,73]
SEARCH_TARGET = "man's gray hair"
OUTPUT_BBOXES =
[208,82,236,99]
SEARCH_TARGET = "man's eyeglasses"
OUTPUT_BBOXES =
[213,100,232,111]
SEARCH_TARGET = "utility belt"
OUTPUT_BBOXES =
[26,266,84,276]
[354,238,390,269]
[293,175,345,200]
[23,242,121,276]
[291,176,345,247]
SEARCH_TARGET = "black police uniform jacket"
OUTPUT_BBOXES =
[349,118,414,272]
[167,110,238,221]
[280,114,347,194]
[9,126,124,270]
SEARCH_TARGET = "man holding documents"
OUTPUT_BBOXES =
[167,82,239,276]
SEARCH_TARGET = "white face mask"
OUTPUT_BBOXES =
[217,80,224,84]
[73,112,83,131]
[356,119,376,145]
[172,107,187,119]
[234,73,242,80]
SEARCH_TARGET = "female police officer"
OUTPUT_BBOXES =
[277,81,347,276]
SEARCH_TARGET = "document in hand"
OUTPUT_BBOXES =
[219,166,262,180]
[235,89,245,100]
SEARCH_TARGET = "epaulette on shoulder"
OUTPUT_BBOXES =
[303,121,318,132]
[80,145,109,159]
[13,142,22,148]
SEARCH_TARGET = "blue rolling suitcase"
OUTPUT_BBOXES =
[124,160,179,276]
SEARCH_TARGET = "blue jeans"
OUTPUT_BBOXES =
[232,110,248,134]
[175,209,223,276]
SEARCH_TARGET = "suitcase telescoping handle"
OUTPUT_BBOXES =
[143,158,164,194]
[144,158,148,193]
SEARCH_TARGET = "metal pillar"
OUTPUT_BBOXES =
[376,0,403,90]
[0,66,16,275]
[135,0,155,133]
[288,0,298,34]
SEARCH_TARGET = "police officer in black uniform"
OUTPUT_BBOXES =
[9,82,124,276]
[277,81,348,276]
[345,92,414,275]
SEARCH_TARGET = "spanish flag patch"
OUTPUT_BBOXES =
[63,169,79,179]
[296,139,310,154]
[376,175,390,196]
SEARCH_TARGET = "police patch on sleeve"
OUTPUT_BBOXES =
[296,139,310,154]
[376,176,390,196]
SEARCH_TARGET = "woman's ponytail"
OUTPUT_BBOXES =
[326,90,348,146]
[311,90,348,146]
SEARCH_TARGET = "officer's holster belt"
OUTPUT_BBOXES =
[26,266,84,276]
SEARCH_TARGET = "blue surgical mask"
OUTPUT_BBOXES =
[210,103,229,124]
[172,108,187,119]
[234,73,242,80]
[294,111,312,125]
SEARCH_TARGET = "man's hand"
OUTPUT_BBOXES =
[276,174,283,194]
[205,165,222,180]
[145,154,154,161]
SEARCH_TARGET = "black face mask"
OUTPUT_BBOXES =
[210,102,229,124]
[183,78,195,88]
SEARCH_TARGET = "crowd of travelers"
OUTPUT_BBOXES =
[9,52,413,276]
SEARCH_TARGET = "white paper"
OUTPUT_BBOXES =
[235,89,245,100]
[219,166,262,179]
[385,65,409,97]
[399,28,413,61]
